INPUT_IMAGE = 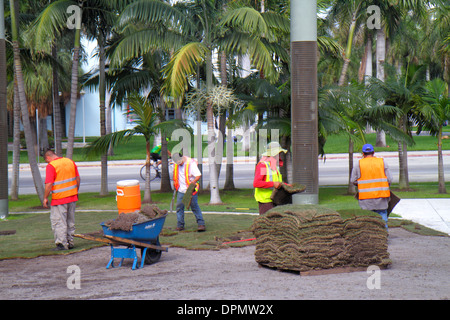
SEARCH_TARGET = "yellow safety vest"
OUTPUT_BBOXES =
[50,157,78,200]
[173,158,199,195]
[357,157,390,200]
[254,161,282,203]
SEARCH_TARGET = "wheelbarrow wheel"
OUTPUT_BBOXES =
[141,239,162,265]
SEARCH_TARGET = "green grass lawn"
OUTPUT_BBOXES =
[1,183,447,260]
[9,130,450,164]
[3,131,448,259]
[323,132,450,154]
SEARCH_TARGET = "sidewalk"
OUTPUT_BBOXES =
[393,199,450,235]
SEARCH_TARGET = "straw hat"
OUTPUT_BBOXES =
[262,142,287,157]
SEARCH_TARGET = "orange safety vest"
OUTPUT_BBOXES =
[357,157,390,200]
[50,157,78,200]
[173,158,199,195]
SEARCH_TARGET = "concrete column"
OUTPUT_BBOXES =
[290,0,319,205]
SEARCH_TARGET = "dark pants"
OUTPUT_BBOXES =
[258,202,275,215]
[176,192,205,229]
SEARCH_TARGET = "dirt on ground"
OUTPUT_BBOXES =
[0,228,449,300]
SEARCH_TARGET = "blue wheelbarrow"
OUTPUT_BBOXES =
[76,215,168,270]
[101,215,168,270]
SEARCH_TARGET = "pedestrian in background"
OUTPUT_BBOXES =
[43,150,81,250]
[351,144,393,230]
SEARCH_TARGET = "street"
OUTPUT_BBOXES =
[8,151,450,195]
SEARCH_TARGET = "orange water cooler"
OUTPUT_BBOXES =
[116,179,141,214]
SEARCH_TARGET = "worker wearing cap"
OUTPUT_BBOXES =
[253,141,288,215]
[172,152,205,232]
[351,144,393,230]
[43,149,81,250]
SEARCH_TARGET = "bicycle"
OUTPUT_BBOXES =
[140,160,173,181]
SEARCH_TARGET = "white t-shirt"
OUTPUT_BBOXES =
[176,159,201,193]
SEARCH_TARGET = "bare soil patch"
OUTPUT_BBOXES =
[0,228,449,300]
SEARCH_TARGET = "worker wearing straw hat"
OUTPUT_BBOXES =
[253,141,288,215]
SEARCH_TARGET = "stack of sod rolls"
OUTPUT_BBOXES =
[251,204,391,272]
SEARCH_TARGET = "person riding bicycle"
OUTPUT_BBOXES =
[150,143,171,167]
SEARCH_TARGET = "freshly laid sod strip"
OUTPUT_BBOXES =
[2,183,447,260]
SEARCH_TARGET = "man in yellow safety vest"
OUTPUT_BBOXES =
[351,144,393,230]
[172,152,205,232]
[43,150,81,250]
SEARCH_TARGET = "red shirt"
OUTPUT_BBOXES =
[253,158,283,189]
[45,157,80,205]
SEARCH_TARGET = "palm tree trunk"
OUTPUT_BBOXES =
[10,80,20,200]
[204,21,221,203]
[347,138,356,195]
[224,110,235,190]
[99,33,108,196]
[397,116,409,190]
[65,28,81,159]
[65,53,80,158]
[159,97,172,193]
[206,101,222,204]
[376,28,387,147]
[338,13,357,86]
[143,141,152,203]
[0,0,8,216]
[10,0,44,203]
[160,131,172,192]
[437,126,446,193]
[52,45,63,156]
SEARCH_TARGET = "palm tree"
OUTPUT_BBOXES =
[417,78,450,194]
[368,64,425,189]
[108,0,190,192]
[0,0,7,218]
[328,0,368,86]
[32,0,132,194]
[31,0,83,159]
[9,0,45,203]
[162,2,291,204]
[320,83,409,193]
[85,93,159,203]
[428,0,450,92]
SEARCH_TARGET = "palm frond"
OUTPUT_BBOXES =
[84,129,135,158]
[116,0,193,34]
[109,28,185,68]
[220,7,268,36]
[30,0,77,52]
[161,42,209,100]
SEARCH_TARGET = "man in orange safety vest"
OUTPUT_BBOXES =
[172,152,205,232]
[43,149,81,250]
[351,144,393,230]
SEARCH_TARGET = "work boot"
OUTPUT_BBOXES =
[197,225,206,232]
[52,243,67,251]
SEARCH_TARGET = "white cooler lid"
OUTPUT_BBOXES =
[117,179,140,187]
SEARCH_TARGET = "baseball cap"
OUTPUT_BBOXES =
[362,144,374,153]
